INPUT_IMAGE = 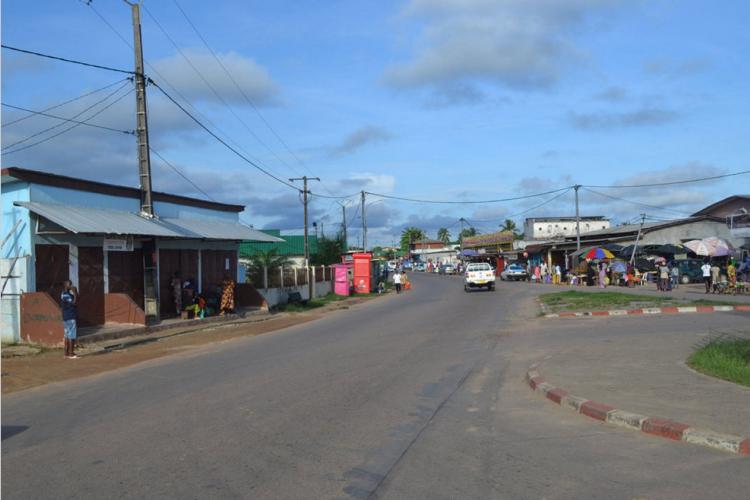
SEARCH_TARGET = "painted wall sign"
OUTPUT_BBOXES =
[103,238,133,252]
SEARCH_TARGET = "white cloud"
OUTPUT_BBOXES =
[151,48,278,106]
[329,126,393,157]
[385,0,624,95]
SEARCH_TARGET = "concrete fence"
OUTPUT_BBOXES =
[249,265,334,309]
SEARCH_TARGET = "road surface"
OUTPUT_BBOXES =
[3,273,748,499]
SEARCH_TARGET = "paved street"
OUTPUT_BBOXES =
[3,273,749,499]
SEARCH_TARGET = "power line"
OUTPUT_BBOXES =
[2,81,132,152]
[505,187,573,219]
[1,44,134,74]
[583,169,750,188]
[2,88,134,156]
[363,186,572,205]
[149,146,215,201]
[582,187,690,216]
[150,80,298,191]
[170,0,342,197]
[1,103,134,135]
[2,78,129,128]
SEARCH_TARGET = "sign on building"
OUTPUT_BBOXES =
[103,238,133,252]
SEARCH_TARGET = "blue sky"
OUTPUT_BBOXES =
[2,0,748,246]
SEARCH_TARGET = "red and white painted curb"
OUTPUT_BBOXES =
[544,304,750,318]
[526,364,750,456]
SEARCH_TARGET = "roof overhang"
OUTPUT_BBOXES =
[14,201,282,242]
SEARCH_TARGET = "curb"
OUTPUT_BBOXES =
[544,304,750,318]
[525,364,750,456]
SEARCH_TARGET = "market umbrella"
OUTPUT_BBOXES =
[685,237,734,257]
[610,261,628,273]
[602,243,624,253]
[584,247,615,260]
[653,244,684,255]
[618,245,642,258]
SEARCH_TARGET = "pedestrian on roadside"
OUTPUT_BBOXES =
[393,270,403,294]
[670,264,680,290]
[534,265,541,284]
[701,260,712,293]
[598,262,607,288]
[61,280,79,359]
[710,262,720,293]
[658,263,670,292]
[219,273,235,315]
[554,264,562,285]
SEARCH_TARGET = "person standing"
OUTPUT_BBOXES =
[61,280,78,359]
[710,262,720,293]
[219,273,235,315]
[170,271,183,316]
[701,260,712,293]
[393,270,403,294]
[659,262,670,292]
[598,263,607,288]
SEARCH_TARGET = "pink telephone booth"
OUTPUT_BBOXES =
[353,253,372,294]
[333,264,351,296]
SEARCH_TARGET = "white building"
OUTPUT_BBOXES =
[524,216,610,241]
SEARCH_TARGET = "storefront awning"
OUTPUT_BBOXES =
[14,201,282,242]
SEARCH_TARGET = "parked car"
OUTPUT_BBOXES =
[402,261,413,270]
[674,258,704,284]
[500,263,528,281]
[415,262,426,272]
[387,260,397,271]
[464,262,496,292]
[442,264,456,275]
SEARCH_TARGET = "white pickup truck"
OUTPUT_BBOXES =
[464,262,496,292]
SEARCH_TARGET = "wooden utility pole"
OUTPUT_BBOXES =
[291,176,319,300]
[459,217,466,262]
[339,202,347,251]
[127,1,154,217]
[574,184,582,251]
[630,213,647,265]
[361,191,367,252]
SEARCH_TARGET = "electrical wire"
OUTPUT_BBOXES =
[150,80,298,191]
[505,187,573,219]
[149,146,216,201]
[171,0,343,198]
[363,186,572,205]
[2,81,132,152]
[1,103,134,135]
[2,88,134,155]
[2,78,129,128]
[582,187,690,216]
[583,169,750,188]
[1,44,134,74]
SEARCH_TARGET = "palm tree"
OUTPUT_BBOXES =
[246,248,291,286]
[400,227,426,253]
[437,227,451,244]
[500,219,518,234]
[458,226,478,243]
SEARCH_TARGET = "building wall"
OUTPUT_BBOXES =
[525,219,610,240]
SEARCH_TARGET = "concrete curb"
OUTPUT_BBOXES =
[525,364,750,456]
[544,304,750,318]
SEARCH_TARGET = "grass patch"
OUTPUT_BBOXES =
[539,291,674,312]
[688,338,750,387]
[278,292,351,312]
[539,290,739,313]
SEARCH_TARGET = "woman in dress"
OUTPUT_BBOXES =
[219,273,235,315]
[598,262,607,288]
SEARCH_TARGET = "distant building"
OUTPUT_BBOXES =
[239,230,319,267]
[524,216,610,240]
[692,194,750,253]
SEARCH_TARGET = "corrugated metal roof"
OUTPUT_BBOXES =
[240,233,319,257]
[14,201,281,242]
[161,218,282,242]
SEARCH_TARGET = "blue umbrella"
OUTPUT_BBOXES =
[610,261,628,273]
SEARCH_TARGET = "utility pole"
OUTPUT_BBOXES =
[574,185,582,251]
[127,0,154,218]
[126,1,158,322]
[459,217,466,263]
[630,213,646,265]
[290,176,320,300]
[361,191,367,252]
[339,202,347,251]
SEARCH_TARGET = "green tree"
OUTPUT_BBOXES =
[437,227,451,244]
[400,227,426,253]
[500,219,518,234]
[458,226,478,243]
[246,248,292,285]
[311,232,346,265]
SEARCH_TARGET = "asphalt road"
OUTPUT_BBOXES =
[3,273,748,499]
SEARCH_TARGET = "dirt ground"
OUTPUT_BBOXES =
[1,296,377,395]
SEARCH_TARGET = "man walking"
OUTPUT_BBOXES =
[61,280,78,359]
[393,270,403,294]
[701,260,712,293]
